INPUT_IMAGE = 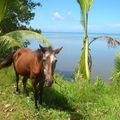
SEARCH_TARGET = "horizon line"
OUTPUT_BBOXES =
[42,31,120,34]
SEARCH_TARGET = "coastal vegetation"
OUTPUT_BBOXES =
[0,0,41,35]
[75,0,120,81]
[0,0,120,120]
[0,0,50,61]
[0,66,120,120]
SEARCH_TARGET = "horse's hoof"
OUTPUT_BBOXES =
[15,91,20,95]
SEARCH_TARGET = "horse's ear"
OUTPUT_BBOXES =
[54,47,63,54]
[39,44,46,53]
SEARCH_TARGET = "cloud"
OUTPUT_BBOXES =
[52,11,79,21]
[52,12,64,20]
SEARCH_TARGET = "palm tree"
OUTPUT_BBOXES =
[0,0,51,60]
[77,0,94,80]
[76,0,120,81]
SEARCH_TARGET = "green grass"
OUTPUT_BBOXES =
[0,67,120,120]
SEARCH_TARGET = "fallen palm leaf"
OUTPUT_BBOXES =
[89,36,120,47]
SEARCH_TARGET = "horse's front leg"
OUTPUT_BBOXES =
[39,80,44,105]
[32,79,38,110]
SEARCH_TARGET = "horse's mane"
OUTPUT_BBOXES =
[36,49,43,61]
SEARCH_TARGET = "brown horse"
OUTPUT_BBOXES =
[0,45,62,109]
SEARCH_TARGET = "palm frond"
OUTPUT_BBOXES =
[89,36,120,47]
[0,0,21,21]
[0,0,8,23]
[0,35,22,60]
[77,0,93,33]
[0,30,51,60]
[77,0,86,30]
[87,0,94,11]
[0,35,22,49]
[6,30,51,46]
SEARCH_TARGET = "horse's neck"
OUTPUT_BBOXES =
[35,50,43,62]
[30,52,44,75]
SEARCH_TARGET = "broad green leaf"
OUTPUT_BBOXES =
[0,0,8,22]
[6,30,51,46]
[77,0,93,34]
[0,30,51,60]
[0,35,22,60]
[0,35,22,48]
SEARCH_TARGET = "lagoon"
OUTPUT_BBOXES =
[29,32,120,81]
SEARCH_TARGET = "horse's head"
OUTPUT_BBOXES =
[40,45,62,87]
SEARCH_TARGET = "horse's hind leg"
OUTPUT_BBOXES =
[22,76,28,96]
[16,73,19,93]
[32,79,39,110]
[13,62,20,93]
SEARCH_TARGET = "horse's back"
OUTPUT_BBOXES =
[13,48,32,58]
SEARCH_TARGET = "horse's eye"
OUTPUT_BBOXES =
[43,59,46,62]
[55,60,58,63]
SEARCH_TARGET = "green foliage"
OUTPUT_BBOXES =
[6,30,51,46]
[0,68,120,120]
[0,0,8,23]
[0,30,51,60]
[77,0,93,34]
[95,76,104,87]
[79,36,90,80]
[76,0,120,81]
[0,35,22,60]
[111,53,120,86]
[77,0,94,80]
[114,53,120,73]
[0,0,50,61]
[0,0,41,35]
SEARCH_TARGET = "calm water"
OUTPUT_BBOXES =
[29,32,120,80]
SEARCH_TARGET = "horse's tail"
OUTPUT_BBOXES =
[0,52,14,69]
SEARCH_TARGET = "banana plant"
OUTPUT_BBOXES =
[77,0,94,80]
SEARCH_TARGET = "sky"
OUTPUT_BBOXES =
[30,0,120,33]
